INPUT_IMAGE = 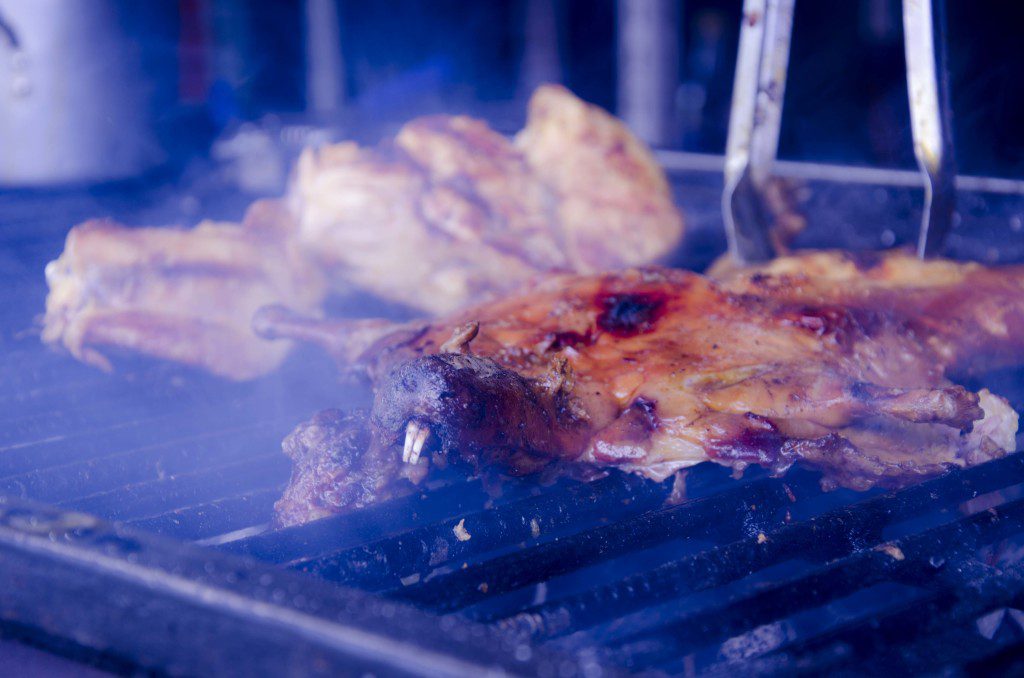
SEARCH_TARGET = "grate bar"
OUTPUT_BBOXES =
[718,572,1024,677]
[223,479,498,563]
[492,454,1024,640]
[702,502,1024,675]
[0,421,291,505]
[392,475,801,612]
[0,494,578,677]
[0,395,302,481]
[0,382,211,445]
[294,472,674,591]
[852,593,1024,675]
[607,491,1024,671]
[960,636,1024,676]
[126,487,284,541]
[59,453,290,522]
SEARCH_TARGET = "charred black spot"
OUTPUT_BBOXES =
[596,291,668,337]
[546,329,594,351]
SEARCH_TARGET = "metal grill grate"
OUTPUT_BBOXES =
[3,178,1024,675]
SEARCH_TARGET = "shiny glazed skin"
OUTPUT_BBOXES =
[270,251,1024,524]
[362,265,1011,477]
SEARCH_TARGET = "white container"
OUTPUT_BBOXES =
[0,0,163,185]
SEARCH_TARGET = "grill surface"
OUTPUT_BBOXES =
[3,170,1024,676]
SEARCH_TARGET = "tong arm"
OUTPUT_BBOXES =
[903,0,957,257]
[722,0,795,264]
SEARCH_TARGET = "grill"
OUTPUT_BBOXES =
[4,168,1024,676]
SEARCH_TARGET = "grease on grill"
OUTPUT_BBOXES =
[453,518,472,541]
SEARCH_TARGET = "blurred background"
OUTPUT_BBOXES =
[1,0,1023,190]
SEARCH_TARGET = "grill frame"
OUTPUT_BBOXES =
[4,166,1024,675]
[0,494,576,677]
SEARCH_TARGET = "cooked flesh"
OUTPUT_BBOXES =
[42,206,325,380]
[513,85,685,272]
[265,250,1023,526]
[42,85,684,377]
[289,83,682,313]
[711,249,1024,377]
[287,115,562,314]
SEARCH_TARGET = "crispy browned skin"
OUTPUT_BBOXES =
[712,249,1024,376]
[42,86,683,378]
[266,251,1022,526]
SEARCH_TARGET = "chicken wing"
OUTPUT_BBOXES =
[263,251,1023,526]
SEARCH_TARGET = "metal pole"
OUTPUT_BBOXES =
[616,0,680,146]
[305,0,344,114]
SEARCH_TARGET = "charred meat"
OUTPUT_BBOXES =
[265,250,1022,526]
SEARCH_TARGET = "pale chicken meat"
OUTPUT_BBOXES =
[514,84,690,272]
[42,85,684,377]
[287,115,564,314]
[43,204,325,380]
[288,83,683,313]
[263,251,1024,526]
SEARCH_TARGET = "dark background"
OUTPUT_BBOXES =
[113,0,1024,180]
[2,0,1022,188]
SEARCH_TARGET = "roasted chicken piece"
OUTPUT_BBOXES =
[288,83,683,313]
[42,85,684,377]
[263,251,1023,526]
[513,84,685,273]
[43,202,326,380]
[287,114,564,314]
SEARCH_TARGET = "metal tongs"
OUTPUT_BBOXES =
[723,0,956,263]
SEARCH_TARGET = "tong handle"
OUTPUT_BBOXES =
[903,0,957,258]
[722,0,795,264]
